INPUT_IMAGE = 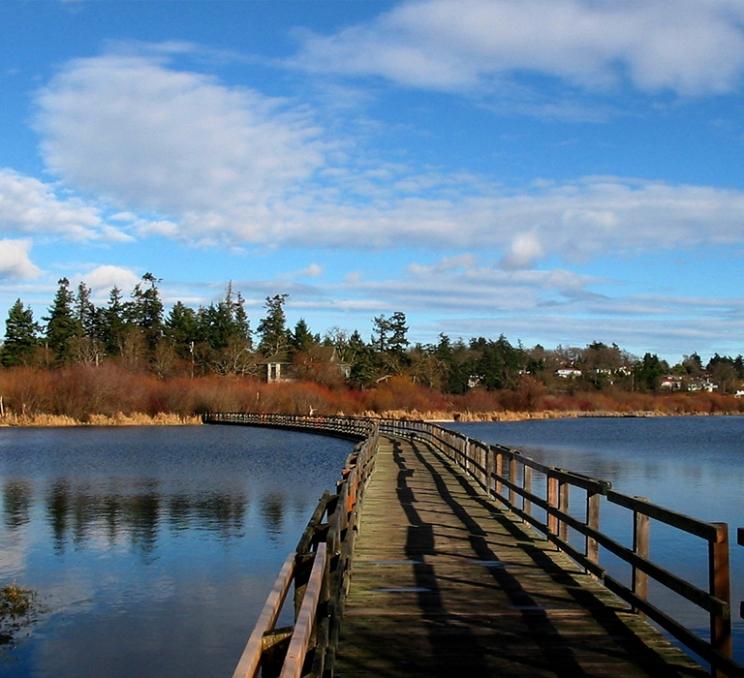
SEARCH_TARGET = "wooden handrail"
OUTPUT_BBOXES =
[232,551,296,678]
[207,412,740,677]
[280,543,327,678]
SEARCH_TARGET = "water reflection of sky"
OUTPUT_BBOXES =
[0,425,351,677]
[453,416,744,664]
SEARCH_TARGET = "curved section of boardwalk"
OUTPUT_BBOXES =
[336,435,703,677]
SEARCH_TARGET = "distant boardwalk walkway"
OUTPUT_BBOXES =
[335,435,703,677]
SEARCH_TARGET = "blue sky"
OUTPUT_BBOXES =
[1,0,743,361]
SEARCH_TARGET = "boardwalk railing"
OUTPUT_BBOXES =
[206,413,740,677]
[217,415,378,678]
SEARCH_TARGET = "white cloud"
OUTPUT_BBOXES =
[293,0,744,96]
[135,219,180,238]
[0,168,128,241]
[29,47,744,264]
[0,239,42,280]
[78,264,140,292]
[280,176,744,261]
[35,51,325,243]
[500,232,544,269]
[299,263,323,277]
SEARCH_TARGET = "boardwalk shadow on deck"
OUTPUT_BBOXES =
[400,438,588,676]
[391,440,491,674]
[411,439,705,677]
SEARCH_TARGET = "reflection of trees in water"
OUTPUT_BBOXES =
[48,481,69,553]
[42,479,247,555]
[168,494,246,537]
[2,480,32,530]
[259,492,285,540]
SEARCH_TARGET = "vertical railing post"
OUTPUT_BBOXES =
[508,455,518,510]
[632,499,649,613]
[486,446,494,496]
[709,522,732,672]
[585,490,600,574]
[547,473,559,537]
[495,450,503,497]
[523,465,532,517]
[480,444,487,490]
[558,479,569,543]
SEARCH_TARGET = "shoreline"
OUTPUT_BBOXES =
[0,408,740,428]
[0,412,202,427]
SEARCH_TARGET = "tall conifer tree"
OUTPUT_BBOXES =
[2,299,39,367]
[45,278,78,364]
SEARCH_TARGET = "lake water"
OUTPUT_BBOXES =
[0,425,351,677]
[1,418,742,674]
[452,416,744,664]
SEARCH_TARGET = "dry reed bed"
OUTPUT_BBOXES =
[0,412,201,427]
[2,408,738,428]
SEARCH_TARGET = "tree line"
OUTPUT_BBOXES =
[3,274,744,394]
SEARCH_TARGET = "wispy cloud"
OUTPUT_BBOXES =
[0,168,131,242]
[292,0,744,97]
[28,47,744,266]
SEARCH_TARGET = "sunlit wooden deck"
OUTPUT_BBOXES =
[335,435,704,677]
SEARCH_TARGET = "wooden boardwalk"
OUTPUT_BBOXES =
[335,435,704,677]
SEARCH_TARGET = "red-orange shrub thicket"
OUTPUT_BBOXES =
[0,365,742,419]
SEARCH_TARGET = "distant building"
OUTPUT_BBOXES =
[261,358,295,383]
[556,368,582,379]
[659,375,682,391]
[686,377,718,393]
[260,346,351,383]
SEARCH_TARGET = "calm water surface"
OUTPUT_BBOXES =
[0,425,351,677]
[453,416,744,663]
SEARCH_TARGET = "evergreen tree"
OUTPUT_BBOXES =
[165,302,199,358]
[291,318,317,353]
[257,294,289,357]
[348,339,377,389]
[469,335,522,390]
[101,286,126,356]
[371,314,390,352]
[387,312,409,354]
[75,282,97,338]
[1,299,39,367]
[128,273,163,352]
[634,353,668,391]
[44,278,78,364]
[734,355,744,379]
[233,292,251,347]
